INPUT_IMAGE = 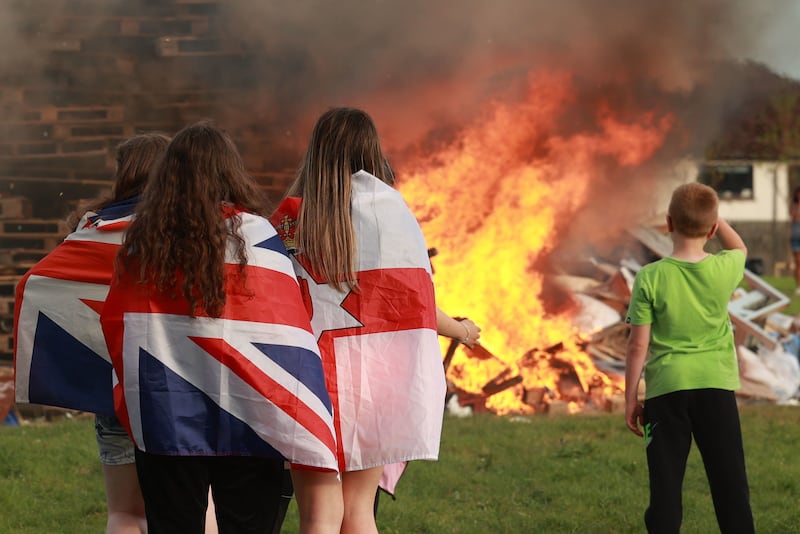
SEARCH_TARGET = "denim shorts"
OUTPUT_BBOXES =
[792,222,800,252]
[94,413,135,466]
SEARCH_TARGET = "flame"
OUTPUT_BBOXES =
[398,71,673,414]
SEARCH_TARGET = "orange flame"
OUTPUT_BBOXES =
[398,71,673,414]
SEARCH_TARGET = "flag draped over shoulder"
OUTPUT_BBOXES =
[14,197,138,415]
[100,209,338,470]
[271,171,446,472]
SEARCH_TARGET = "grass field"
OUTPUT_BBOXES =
[2,276,797,533]
[2,405,800,533]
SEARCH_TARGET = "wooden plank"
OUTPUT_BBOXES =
[0,365,14,424]
[155,36,239,57]
[44,38,83,52]
[0,333,12,353]
[0,278,20,301]
[0,219,71,235]
[629,225,672,258]
[0,248,48,265]
[0,197,32,219]
[0,235,62,251]
[0,175,113,187]
[0,297,14,317]
[36,105,126,123]
[53,123,129,139]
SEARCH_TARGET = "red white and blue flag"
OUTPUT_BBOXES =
[271,171,446,472]
[100,209,338,469]
[14,197,138,416]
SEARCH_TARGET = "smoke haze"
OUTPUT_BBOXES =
[0,0,797,256]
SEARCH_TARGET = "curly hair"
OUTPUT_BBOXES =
[118,120,268,317]
[287,107,393,292]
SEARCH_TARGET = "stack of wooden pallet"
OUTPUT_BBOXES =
[0,1,304,364]
[0,195,72,362]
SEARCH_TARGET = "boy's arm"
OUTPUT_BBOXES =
[625,323,650,437]
[716,218,747,256]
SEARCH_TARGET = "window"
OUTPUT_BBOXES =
[697,164,753,199]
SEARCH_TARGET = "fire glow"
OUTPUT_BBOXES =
[398,71,673,415]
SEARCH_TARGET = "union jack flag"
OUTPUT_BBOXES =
[100,209,338,469]
[271,171,446,472]
[14,197,138,415]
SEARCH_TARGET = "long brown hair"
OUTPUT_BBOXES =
[287,107,392,291]
[118,120,268,317]
[69,133,170,229]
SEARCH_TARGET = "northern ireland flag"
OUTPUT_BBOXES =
[14,197,138,415]
[100,209,338,469]
[271,171,446,472]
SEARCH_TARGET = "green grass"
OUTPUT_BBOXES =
[2,405,800,533]
[755,276,800,314]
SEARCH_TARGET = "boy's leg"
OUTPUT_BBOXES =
[690,389,755,534]
[209,456,284,534]
[643,391,693,534]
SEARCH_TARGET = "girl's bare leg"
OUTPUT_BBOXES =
[341,467,383,534]
[291,469,343,534]
[102,464,147,534]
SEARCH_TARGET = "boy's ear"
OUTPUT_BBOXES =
[707,221,719,239]
[666,214,673,232]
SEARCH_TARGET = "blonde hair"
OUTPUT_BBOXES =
[668,182,718,237]
[288,107,393,291]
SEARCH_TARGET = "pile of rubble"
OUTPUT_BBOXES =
[573,224,800,406]
[446,222,800,417]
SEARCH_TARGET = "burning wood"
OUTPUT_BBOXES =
[481,370,523,396]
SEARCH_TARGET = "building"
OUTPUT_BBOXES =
[662,159,800,275]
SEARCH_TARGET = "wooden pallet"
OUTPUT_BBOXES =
[0,234,63,252]
[0,197,32,219]
[0,296,14,317]
[37,16,211,37]
[0,153,112,175]
[156,35,240,57]
[42,38,83,52]
[0,140,110,158]
[0,277,21,301]
[0,219,71,235]
[0,333,12,353]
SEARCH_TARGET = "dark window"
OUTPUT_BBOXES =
[697,164,754,199]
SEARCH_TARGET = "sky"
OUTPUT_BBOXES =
[737,2,800,81]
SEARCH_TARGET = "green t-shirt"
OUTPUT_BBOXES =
[625,249,745,400]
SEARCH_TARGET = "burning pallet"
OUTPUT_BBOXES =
[444,335,625,416]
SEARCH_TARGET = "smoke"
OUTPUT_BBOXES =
[0,0,796,223]
[219,0,793,149]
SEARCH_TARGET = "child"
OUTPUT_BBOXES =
[101,121,342,533]
[275,107,446,534]
[15,133,170,534]
[789,186,800,294]
[624,182,754,533]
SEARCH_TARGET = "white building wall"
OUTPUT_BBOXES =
[659,159,791,223]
